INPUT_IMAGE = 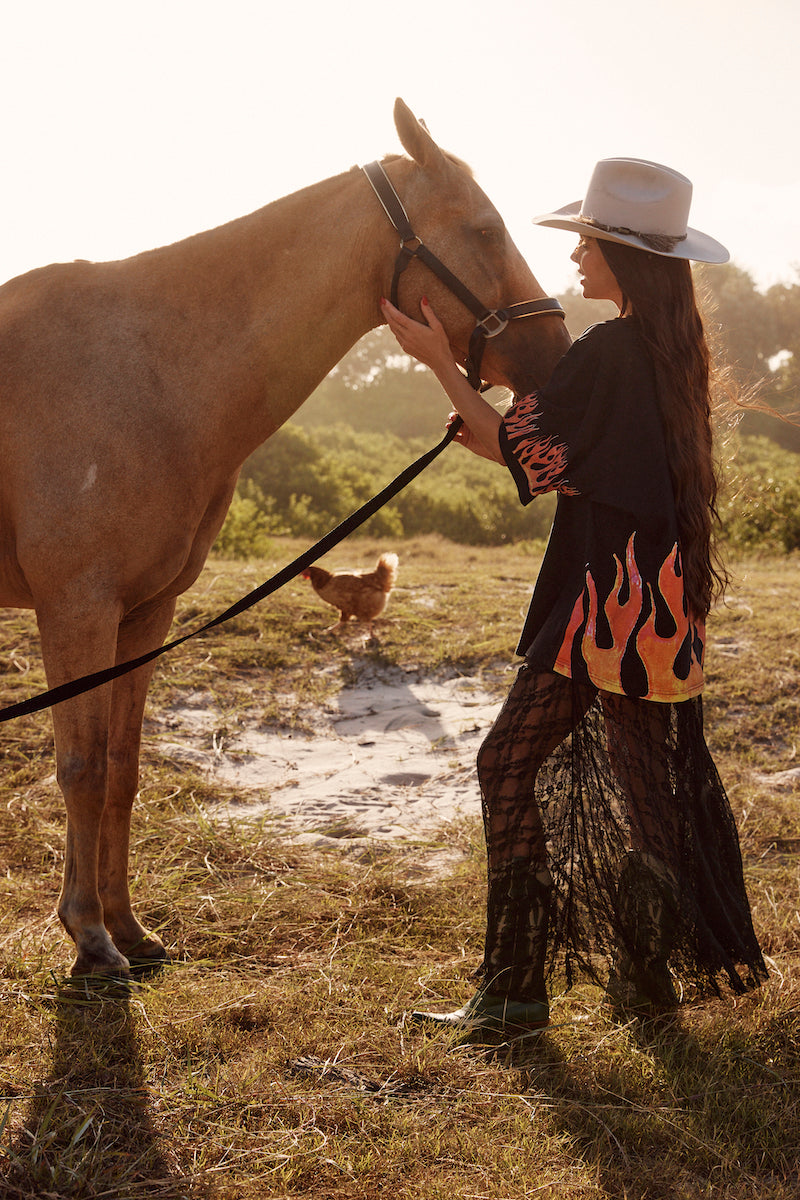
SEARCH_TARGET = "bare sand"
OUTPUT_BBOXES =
[153,666,506,850]
[149,628,793,857]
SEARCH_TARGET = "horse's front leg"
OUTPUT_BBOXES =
[100,598,177,965]
[38,603,131,978]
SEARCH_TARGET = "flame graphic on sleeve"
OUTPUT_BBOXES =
[554,534,705,701]
[503,394,580,497]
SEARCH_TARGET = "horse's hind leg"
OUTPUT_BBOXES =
[37,603,131,978]
[100,598,177,965]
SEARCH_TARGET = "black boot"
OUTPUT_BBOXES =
[411,859,552,1034]
[605,851,679,1015]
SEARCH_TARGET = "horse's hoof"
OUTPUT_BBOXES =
[121,934,171,975]
[128,951,172,979]
[70,946,131,982]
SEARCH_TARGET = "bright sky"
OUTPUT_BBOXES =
[1,0,797,299]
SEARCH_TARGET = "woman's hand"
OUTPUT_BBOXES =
[447,411,500,460]
[380,297,456,377]
[381,295,504,464]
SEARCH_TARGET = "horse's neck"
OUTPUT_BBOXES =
[133,167,394,465]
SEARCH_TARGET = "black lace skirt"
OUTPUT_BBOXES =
[476,666,768,998]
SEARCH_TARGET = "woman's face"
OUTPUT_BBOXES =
[570,236,624,310]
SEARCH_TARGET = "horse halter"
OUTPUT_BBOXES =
[362,160,565,390]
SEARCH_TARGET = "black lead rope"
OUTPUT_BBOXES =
[0,420,462,724]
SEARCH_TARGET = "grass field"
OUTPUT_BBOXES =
[1,537,799,1199]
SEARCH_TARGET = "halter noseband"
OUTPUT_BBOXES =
[362,160,565,390]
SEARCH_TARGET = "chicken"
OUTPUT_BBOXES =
[301,552,399,633]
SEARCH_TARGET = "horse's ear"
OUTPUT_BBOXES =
[394,97,446,172]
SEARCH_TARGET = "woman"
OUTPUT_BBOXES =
[382,157,767,1033]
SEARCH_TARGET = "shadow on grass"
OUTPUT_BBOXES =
[3,983,214,1200]
[493,1006,800,1200]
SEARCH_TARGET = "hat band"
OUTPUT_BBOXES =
[581,216,687,254]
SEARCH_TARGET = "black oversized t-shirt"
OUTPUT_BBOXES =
[498,317,705,702]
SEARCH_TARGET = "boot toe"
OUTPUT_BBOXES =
[410,991,549,1033]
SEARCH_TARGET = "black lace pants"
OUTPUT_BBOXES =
[475,666,767,995]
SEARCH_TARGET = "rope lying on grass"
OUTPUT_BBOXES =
[0,419,462,723]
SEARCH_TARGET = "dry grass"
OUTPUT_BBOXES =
[1,538,799,1199]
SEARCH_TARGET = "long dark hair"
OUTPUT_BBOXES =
[598,238,727,618]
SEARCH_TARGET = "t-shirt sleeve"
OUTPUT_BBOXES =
[499,391,579,505]
[498,321,669,516]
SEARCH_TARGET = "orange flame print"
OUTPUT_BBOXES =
[503,394,580,497]
[554,535,704,701]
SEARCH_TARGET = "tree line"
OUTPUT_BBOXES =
[214,263,800,557]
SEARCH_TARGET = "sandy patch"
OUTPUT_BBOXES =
[753,765,800,792]
[154,669,505,848]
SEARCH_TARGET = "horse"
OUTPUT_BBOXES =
[0,98,570,979]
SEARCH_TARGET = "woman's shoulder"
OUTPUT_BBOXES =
[572,316,644,354]
[547,317,650,394]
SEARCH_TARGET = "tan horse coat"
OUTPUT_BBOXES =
[0,99,570,977]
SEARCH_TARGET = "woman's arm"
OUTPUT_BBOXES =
[381,297,505,464]
[445,411,502,460]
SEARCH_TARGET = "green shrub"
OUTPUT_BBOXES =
[219,421,555,549]
[720,436,800,552]
[213,484,284,560]
[213,424,800,558]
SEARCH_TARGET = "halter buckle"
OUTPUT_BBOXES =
[476,310,509,339]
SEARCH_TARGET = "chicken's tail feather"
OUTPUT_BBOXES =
[375,552,399,592]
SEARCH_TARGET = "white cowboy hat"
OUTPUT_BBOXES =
[532,157,729,264]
